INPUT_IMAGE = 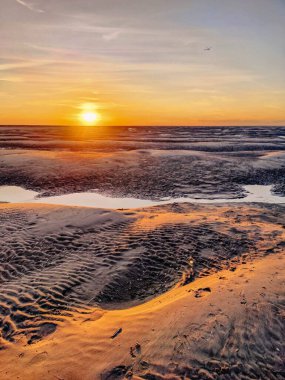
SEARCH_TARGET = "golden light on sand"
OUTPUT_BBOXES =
[80,111,100,125]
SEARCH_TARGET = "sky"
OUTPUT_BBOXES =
[0,0,285,126]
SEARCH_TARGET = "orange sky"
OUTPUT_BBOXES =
[1,0,285,126]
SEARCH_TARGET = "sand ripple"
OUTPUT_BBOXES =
[0,203,284,347]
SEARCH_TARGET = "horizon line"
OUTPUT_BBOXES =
[0,124,285,128]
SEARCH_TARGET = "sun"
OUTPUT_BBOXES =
[80,111,100,125]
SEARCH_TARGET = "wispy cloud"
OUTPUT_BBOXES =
[15,0,44,13]
[25,43,76,56]
[0,60,53,71]
[0,76,24,82]
[102,30,122,42]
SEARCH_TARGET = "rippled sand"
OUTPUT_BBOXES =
[0,202,284,379]
[0,126,284,379]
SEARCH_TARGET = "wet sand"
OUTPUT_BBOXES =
[0,126,285,199]
[0,126,284,379]
[0,202,284,379]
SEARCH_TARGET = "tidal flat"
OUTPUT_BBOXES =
[0,126,284,380]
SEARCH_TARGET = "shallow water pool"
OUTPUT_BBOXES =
[0,185,284,209]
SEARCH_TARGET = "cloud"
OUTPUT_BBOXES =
[25,43,76,56]
[102,30,122,42]
[0,60,53,71]
[0,76,24,82]
[15,0,44,13]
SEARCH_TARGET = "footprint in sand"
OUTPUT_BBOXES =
[194,287,212,298]
[28,351,48,365]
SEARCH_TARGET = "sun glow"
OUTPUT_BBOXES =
[80,111,100,125]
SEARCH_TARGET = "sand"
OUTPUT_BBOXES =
[0,202,284,379]
[0,126,284,379]
[1,126,285,199]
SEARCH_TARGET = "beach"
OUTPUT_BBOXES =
[0,201,284,379]
[2,0,285,376]
[0,126,284,379]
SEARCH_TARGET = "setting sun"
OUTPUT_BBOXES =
[80,111,100,125]
[1,1,285,378]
